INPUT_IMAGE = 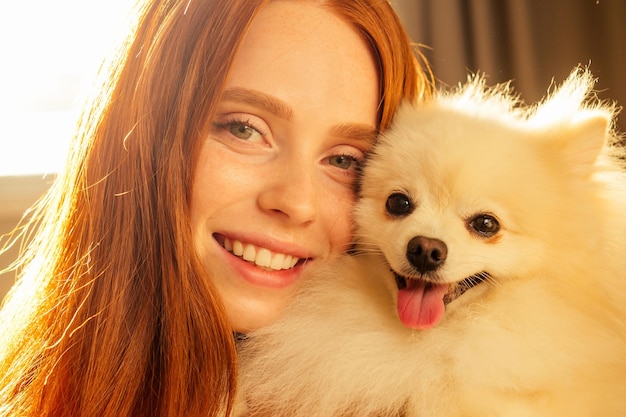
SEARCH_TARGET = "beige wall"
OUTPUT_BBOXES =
[0,175,53,302]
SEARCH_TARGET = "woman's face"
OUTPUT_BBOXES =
[190,0,380,332]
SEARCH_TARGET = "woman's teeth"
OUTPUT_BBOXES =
[224,238,300,270]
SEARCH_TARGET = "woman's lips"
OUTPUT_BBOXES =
[215,234,304,271]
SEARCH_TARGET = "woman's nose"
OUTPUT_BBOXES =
[257,160,318,225]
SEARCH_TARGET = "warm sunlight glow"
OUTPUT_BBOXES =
[0,0,136,176]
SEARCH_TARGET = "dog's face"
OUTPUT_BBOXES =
[354,77,610,329]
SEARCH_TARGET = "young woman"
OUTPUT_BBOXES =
[0,0,432,416]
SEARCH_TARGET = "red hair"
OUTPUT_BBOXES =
[0,1,432,416]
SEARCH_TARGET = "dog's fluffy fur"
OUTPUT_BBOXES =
[235,68,626,417]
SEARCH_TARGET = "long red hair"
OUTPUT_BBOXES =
[0,1,432,416]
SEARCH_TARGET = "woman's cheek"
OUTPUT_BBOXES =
[325,187,357,253]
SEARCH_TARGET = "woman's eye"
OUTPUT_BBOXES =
[225,121,262,141]
[212,115,268,144]
[329,154,359,170]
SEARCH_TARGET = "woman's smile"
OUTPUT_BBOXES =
[214,233,306,271]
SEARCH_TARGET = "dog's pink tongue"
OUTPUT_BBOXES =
[397,281,448,329]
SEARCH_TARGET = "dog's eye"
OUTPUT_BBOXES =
[386,193,413,217]
[468,214,500,237]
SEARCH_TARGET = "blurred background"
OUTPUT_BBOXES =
[395,0,626,127]
[1,0,625,301]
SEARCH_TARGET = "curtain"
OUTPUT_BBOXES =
[392,0,626,132]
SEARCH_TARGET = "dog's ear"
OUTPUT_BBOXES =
[531,67,615,177]
[559,110,610,177]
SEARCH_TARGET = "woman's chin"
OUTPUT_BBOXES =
[226,292,294,333]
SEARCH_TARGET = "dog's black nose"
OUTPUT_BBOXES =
[406,236,447,273]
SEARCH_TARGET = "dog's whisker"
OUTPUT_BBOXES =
[349,243,384,256]
[349,251,392,272]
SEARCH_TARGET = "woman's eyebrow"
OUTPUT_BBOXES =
[221,87,293,120]
[220,87,378,144]
[330,123,379,144]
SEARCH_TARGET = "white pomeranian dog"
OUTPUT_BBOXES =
[234,67,626,417]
